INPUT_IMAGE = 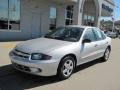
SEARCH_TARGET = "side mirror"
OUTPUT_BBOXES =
[82,39,91,43]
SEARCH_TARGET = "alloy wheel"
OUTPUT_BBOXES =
[62,59,74,77]
[105,48,110,60]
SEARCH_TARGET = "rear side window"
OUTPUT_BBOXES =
[93,28,106,40]
[83,28,96,42]
[100,31,106,39]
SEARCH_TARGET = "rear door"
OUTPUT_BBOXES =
[92,28,108,58]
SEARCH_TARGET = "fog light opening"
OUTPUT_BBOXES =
[30,68,42,73]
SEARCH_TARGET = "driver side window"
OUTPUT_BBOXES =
[93,28,106,40]
[83,28,96,42]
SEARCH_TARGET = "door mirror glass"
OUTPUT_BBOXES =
[82,39,91,43]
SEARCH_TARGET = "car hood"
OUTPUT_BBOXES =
[16,37,73,54]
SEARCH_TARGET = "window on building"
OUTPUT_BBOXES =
[0,0,9,29]
[49,7,57,30]
[83,15,95,26]
[0,0,20,30]
[65,5,74,25]
[9,0,20,30]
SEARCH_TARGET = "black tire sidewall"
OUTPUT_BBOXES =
[103,48,110,61]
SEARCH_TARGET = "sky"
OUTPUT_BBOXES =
[114,0,120,20]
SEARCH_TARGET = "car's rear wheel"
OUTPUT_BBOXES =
[101,47,111,62]
[57,56,75,80]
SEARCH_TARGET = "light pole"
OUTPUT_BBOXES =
[112,5,120,32]
[112,15,115,32]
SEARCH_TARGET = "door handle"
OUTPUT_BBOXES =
[94,44,98,47]
[106,42,108,44]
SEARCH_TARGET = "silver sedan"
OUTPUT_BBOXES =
[9,26,111,79]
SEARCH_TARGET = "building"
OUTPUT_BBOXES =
[0,0,114,41]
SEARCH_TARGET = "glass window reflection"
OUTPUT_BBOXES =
[49,7,57,30]
[0,0,8,29]
[0,0,20,30]
[9,0,20,30]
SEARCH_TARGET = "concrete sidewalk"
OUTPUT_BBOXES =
[0,42,21,66]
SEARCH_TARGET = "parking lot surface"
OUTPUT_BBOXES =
[0,39,120,90]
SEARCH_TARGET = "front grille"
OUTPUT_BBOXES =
[13,63,31,72]
[12,49,30,59]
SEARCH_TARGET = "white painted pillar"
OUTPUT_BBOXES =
[56,5,66,27]
[73,0,83,26]
[97,1,102,27]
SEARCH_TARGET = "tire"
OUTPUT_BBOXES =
[57,56,75,80]
[101,47,111,62]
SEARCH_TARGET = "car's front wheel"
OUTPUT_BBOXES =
[57,56,75,80]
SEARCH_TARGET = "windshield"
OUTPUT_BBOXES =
[45,27,84,42]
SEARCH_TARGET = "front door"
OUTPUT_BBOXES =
[80,28,98,63]
[31,12,41,38]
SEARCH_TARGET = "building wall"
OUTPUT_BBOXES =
[21,0,50,38]
[73,0,102,26]
[0,0,66,41]
[0,0,114,41]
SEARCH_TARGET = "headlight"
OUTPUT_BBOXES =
[31,53,52,60]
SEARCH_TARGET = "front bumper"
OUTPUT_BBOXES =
[9,52,59,76]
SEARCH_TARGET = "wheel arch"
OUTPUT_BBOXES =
[57,53,77,73]
[107,45,111,51]
[61,54,77,66]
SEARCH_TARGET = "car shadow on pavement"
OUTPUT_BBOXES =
[0,59,102,90]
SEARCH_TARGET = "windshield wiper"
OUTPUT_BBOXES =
[44,35,54,39]
[53,36,65,40]
[45,35,65,41]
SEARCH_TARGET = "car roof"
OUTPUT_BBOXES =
[66,25,97,29]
